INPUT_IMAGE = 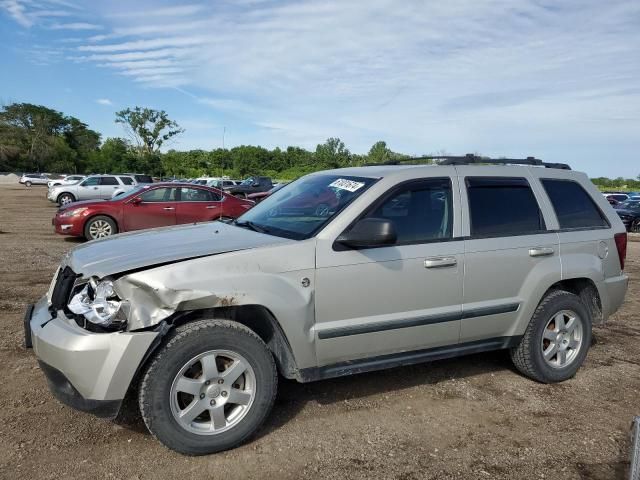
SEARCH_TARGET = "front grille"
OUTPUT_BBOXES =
[49,266,78,312]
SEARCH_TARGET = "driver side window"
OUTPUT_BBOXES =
[82,177,100,186]
[364,178,453,245]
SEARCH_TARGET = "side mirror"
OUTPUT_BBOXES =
[130,196,142,205]
[336,218,397,248]
[252,182,260,187]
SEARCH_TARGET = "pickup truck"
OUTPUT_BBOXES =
[224,176,273,198]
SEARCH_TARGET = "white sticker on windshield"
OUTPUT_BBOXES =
[329,178,365,192]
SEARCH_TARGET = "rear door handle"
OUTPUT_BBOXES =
[163,207,175,211]
[424,257,457,268]
[529,247,554,257]
[206,205,217,209]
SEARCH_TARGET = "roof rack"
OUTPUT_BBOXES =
[369,153,571,170]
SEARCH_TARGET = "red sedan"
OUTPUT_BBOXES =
[53,183,254,240]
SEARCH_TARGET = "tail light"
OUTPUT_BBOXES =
[614,232,627,271]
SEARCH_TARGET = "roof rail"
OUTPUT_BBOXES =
[371,154,571,170]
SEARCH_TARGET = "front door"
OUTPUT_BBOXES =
[76,177,101,200]
[314,175,464,366]
[123,187,177,231]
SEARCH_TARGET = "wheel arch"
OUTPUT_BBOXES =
[539,277,603,325]
[542,277,604,325]
[137,305,300,382]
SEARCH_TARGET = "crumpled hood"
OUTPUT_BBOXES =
[65,221,293,278]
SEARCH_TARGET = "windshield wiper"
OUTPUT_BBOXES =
[234,220,269,234]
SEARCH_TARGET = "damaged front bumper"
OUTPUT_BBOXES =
[25,296,158,418]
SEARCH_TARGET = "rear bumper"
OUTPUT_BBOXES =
[601,274,629,319]
[26,297,158,418]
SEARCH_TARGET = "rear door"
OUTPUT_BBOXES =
[459,169,560,342]
[98,176,121,199]
[175,187,223,224]
[123,187,177,231]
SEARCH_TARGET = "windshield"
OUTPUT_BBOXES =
[235,174,378,240]
[114,185,149,200]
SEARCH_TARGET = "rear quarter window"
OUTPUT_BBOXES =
[541,179,609,229]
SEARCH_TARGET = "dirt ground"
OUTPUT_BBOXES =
[0,184,638,480]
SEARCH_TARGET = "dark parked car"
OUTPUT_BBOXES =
[123,173,154,184]
[225,176,273,198]
[604,193,629,205]
[53,183,253,240]
[246,183,288,203]
[616,201,640,232]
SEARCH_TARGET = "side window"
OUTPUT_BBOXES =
[100,177,119,186]
[365,178,453,244]
[81,177,100,186]
[466,177,545,237]
[139,187,176,202]
[541,179,609,229]
[180,187,220,202]
[119,177,134,185]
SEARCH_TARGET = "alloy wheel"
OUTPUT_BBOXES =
[169,350,256,435]
[541,310,583,369]
[88,219,113,239]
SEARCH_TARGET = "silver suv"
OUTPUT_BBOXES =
[25,157,629,455]
[47,174,137,206]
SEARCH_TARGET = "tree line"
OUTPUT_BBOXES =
[0,102,637,185]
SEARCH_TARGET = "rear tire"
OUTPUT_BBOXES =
[84,215,118,240]
[510,290,592,383]
[138,320,277,455]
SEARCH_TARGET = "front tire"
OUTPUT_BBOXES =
[84,215,118,240]
[57,193,75,206]
[510,290,592,383]
[25,181,32,187]
[139,320,277,455]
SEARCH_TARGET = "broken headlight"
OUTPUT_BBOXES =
[68,279,126,328]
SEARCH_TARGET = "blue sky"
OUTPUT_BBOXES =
[1,0,639,177]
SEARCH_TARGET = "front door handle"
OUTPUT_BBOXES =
[206,205,217,209]
[529,247,554,257]
[163,207,175,211]
[424,257,457,268]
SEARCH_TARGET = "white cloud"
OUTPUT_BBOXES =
[96,98,112,105]
[110,4,206,18]
[1,0,32,27]
[50,22,102,30]
[3,0,640,174]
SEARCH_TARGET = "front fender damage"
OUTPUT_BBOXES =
[114,274,239,331]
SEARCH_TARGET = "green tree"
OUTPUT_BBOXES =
[0,103,68,171]
[315,137,351,169]
[367,140,392,164]
[115,107,184,156]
